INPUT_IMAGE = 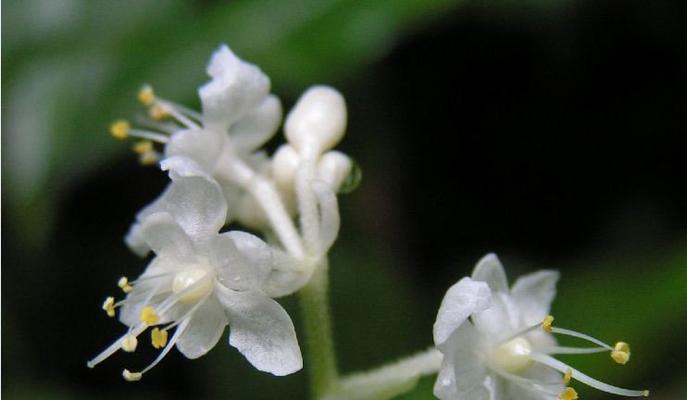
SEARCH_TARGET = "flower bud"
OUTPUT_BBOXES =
[317,151,352,193]
[284,86,347,154]
[272,144,300,193]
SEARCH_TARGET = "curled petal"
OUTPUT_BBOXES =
[176,296,228,359]
[217,287,302,376]
[134,212,193,259]
[433,277,491,346]
[161,156,227,239]
[230,95,282,153]
[511,269,559,326]
[165,129,224,172]
[211,231,271,291]
[199,45,270,131]
[472,253,509,294]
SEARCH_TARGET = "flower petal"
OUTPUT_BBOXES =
[176,296,228,359]
[165,129,224,172]
[433,277,491,346]
[217,288,302,376]
[125,184,174,257]
[199,45,270,131]
[511,270,560,325]
[211,231,271,291]
[472,253,509,294]
[134,212,194,259]
[312,181,339,255]
[261,249,311,298]
[160,156,227,239]
[230,94,282,153]
[435,322,490,399]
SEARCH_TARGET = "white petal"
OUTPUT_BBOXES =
[440,323,490,398]
[230,95,282,153]
[176,296,228,359]
[472,253,509,294]
[160,156,227,239]
[433,357,458,399]
[134,212,193,259]
[165,129,224,172]
[211,232,271,291]
[511,270,559,326]
[262,249,311,297]
[125,184,174,257]
[199,45,270,130]
[433,277,491,346]
[312,181,339,255]
[218,288,302,376]
[471,292,521,343]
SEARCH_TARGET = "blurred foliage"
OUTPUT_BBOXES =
[2,0,686,399]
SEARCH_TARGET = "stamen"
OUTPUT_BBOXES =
[118,277,134,293]
[559,387,578,400]
[110,120,130,140]
[138,85,155,106]
[564,369,573,384]
[121,334,138,352]
[122,369,143,382]
[128,128,169,144]
[542,345,609,355]
[491,366,563,396]
[139,318,191,374]
[87,324,147,368]
[149,104,169,121]
[139,306,160,325]
[550,327,614,351]
[102,296,116,317]
[612,342,631,365]
[132,141,153,155]
[530,352,649,397]
[151,327,168,349]
[498,321,544,345]
[543,315,554,333]
[138,150,160,166]
[155,99,200,129]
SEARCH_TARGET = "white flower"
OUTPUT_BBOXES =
[112,44,282,256]
[433,254,649,400]
[88,156,302,379]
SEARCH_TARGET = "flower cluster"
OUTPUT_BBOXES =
[89,44,357,380]
[433,254,650,400]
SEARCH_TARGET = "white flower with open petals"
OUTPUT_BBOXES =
[88,156,302,379]
[111,45,282,256]
[433,254,649,400]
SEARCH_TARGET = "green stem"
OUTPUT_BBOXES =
[299,257,338,399]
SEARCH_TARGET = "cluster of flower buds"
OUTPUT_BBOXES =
[89,44,358,381]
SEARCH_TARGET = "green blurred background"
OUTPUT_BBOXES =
[2,0,686,399]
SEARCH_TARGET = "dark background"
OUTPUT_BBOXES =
[3,0,686,398]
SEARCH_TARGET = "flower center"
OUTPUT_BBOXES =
[172,268,213,304]
[490,337,533,374]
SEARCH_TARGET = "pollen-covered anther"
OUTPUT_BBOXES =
[110,120,130,140]
[559,387,579,400]
[149,104,169,121]
[564,368,573,384]
[139,306,160,325]
[139,150,160,166]
[138,85,155,106]
[121,334,138,352]
[611,341,631,365]
[542,315,554,333]
[132,141,153,155]
[151,327,168,349]
[102,296,116,317]
[122,369,142,382]
[118,276,134,293]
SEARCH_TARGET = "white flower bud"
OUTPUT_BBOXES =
[317,151,352,193]
[272,144,300,193]
[284,86,347,154]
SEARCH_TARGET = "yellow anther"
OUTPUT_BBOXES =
[118,276,133,293]
[149,104,169,120]
[611,341,631,365]
[151,327,168,349]
[132,140,153,155]
[559,387,578,400]
[121,334,138,352]
[139,306,160,325]
[542,315,554,333]
[110,120,130,140]
[642,390,650,397]
[138,85,155,106]
[563,368,573,384]
[122,369,142,382]
[102,296,116,318]
[139,150,159,166]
